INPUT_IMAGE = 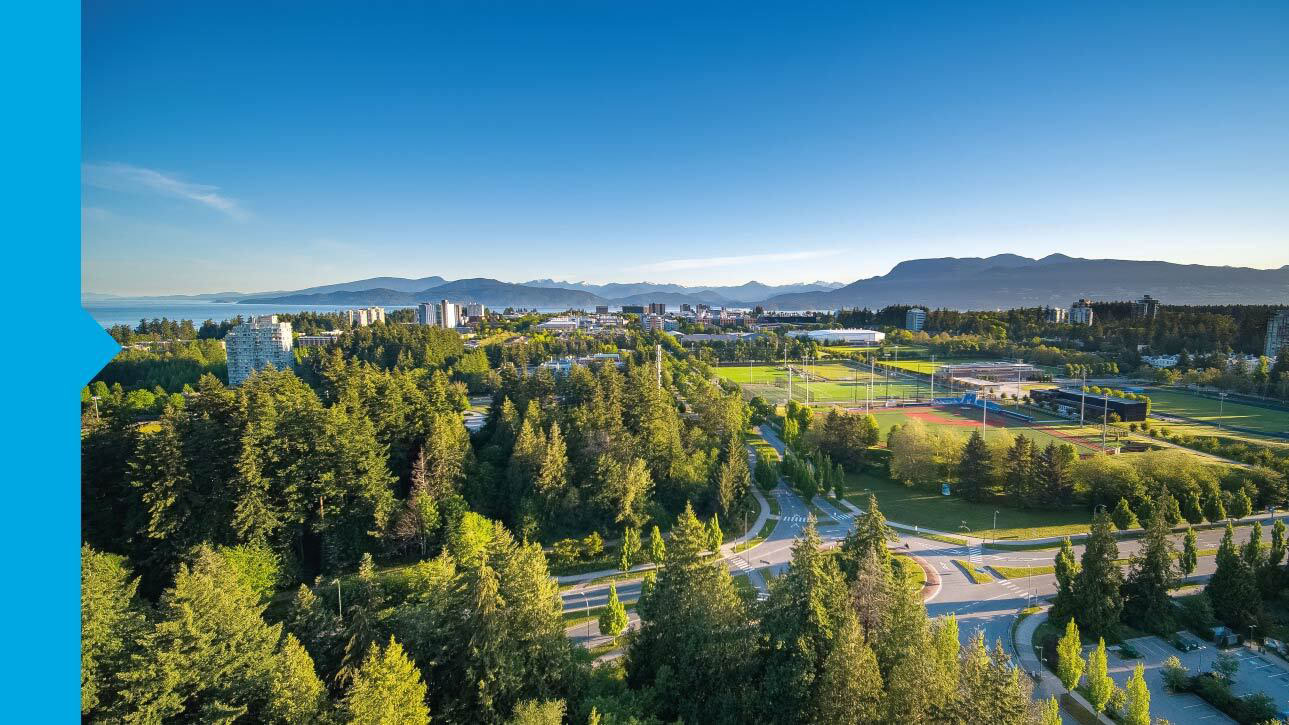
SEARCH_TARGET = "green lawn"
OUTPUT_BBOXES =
[1146,388,1289,436]
[954,559,994,584]
[992,565,1055,579]
[894,553,927,590]
[843,470,1093,541]
[734,517,778,553]
[862,407,1107,454]
[715,362,928,403]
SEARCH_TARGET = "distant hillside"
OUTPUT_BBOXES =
[523,279,843,304]
[246,277,603,308]
[760,254,1289,310]
[226,275,446,302]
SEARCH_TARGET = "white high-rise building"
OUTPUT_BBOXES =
[1070,299,1095,326]
[465,303,487,319]
[417,302,440,326]
[346,307,385,326]
[225,315,294,386]
[905,308,926,331]
[440,299,458,329]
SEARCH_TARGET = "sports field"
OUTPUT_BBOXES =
[1146,388,1289,437]
[714,362,935,403]
[856,404,1108,453]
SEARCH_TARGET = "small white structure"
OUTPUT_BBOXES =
[226,315,294,386]
[787,328,885,344]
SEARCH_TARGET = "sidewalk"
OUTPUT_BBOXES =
[1013,607,1114,725]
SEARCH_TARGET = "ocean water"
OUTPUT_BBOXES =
[83,299,415,328]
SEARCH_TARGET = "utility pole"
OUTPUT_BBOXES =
[655,344,662,389]
[1080,370,1087,426]
[1218,392,1227,430]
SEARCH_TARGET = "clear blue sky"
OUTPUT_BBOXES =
[82,1,1289,296]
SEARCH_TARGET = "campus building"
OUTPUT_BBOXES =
[296,331,343,348]
[1030,387,1148,422]
[464,303,487,319]
[1266,309,1289,358]
[905,307,926,331]
[1044,306,1068,323]
[1133,295,1161,320]
[346,306,385,326]
[1070,299,1095,325]
[938,361,1042,382]
[787,328,885,344]
[416,301,439,326]
[226,315,295,386]
[621,305,645,315]
[647,302,667,315]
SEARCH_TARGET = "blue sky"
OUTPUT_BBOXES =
[83,1,1289,295]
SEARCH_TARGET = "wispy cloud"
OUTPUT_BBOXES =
[636,249,842,273]
[82,162,248,220]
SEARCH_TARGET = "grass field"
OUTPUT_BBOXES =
[842,469,1093,541]
[1146,388,1289,436]
[862,406,1108,453]
[954,559,994,584]
[715,362,930,403]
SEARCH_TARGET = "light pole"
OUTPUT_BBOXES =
[1218,392,1227,431]
[581,591,591,640]
[333,579,343,624]
[992,510,1000,544]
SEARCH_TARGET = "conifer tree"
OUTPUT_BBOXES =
[1123,508,1178,633]
[1050,536,1081,624]
[1159,492,1182,527]
[82,546,147,719]
[1180,526,1198,578]
[1005,435,1035,507]
[1111,498,1139,530]
[1230,489,1252,520]
[707,514,723,552]
[808,612,884,724]
[1181,489,1205,525]
[956,430,992,502]
[1206,523,1261,627]
[1241,521,1265,568]
[1072,510,1123,638]
[342,636,430,725]
[837,493,896,580]
[1270,518,1286,568]
[1038,697,1061,725]
[1203,493,1227,524]
[265,634,328,725]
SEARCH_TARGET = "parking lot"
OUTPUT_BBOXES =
[1111,636,1289,723]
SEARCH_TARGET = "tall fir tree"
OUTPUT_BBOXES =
[598,583,629,644]
[1123,508,1178,633]
[1072,510,1123,638]
[956,430,993,502]
[1050,536,1081,625]
[1180,526,1199,578]
[1205,523,1261,628]
[342,636,430,725]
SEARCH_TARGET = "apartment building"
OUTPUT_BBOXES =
[226,315,295,386]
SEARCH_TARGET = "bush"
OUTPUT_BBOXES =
[551,539,581,568]
[1178,594,1216,634]
[1161,656,1189,692]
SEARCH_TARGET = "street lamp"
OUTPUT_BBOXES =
[992,510,1000,545]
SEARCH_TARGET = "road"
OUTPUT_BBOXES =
[563,422,1286,665]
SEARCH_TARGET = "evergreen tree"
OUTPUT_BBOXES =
[1038,697,1061,725]
[1123,509,1178,633]
[598,583,629,644]
[1206,523,1261,628]
[1004,435,1035,507]
[1159,493,1182,527]
[1180,526,1199,578]
[533,419,570,528]
[758,520,853,722]
[508,699,566,725]
[1203,493,1227,524]
[713,436,749,516]
[1230,489,1252,520]
[707,514,724,552]
[342,636,430,725]
[1111,498,1139,530]
[1180,489,1205,525]
[1085,638,1113,714]
[837,493,896,581]
[1050,536,1081,625]
[1055,618,1084,690]
[626,502,753,723]
[265,634,329,725]
[1241,521,1265,568]
[1270,518,1286,568]
[1122,663,1151,725]
[1037,442,1076,505]
[117,546,284,722]
[956,430,993,502]
[82,546,147,719]
[1072,510,1123,638]
[808,612,884,724]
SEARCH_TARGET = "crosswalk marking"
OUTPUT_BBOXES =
[727,555,754,574]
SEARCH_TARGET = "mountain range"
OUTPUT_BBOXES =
[90,254,1289,310]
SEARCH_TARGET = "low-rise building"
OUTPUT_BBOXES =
[787,328,884,344]
[296,330,344,348]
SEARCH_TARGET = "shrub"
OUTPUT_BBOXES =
[1161,656,1189,692]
